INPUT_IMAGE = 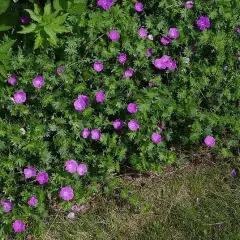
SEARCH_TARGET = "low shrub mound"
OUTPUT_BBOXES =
[0,0,239,237]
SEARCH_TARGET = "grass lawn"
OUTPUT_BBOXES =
[44,156,240,240]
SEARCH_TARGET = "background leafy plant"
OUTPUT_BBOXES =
[18,0,69,49]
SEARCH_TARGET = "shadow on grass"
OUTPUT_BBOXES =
[44,159,240,240]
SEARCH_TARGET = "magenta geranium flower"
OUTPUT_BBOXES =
[138,27,147,39]
[127,103,138,114]
[24,167,36,179]
[91,129,101,140]
[37,172,49,185]
[14,91,26,104]
[96,91,105,103]
[185,1,193,8]
[113,119,124,130]
[154,58,167,70]
[82,128,90,139]
[128,119,140,131]
[74,99,86,111]
[152,133,162,144]
[94,62,104,72]
[154,55,177,71]
[204,136,215,147]
[196,16,210,31]
[78,95,89,106]
[109,30,120,41]
[7,75,18,85]
[33,76,45,89]
[167,59,177,70]
[135,2,144,12]
[28,196,38,207]
[57,65,65,76]
[20,16,30,24]
[0,200,13,212]
[168,28,179,39]
[60,187,74,201]
[13,220,25,233]
[161,36,172,45]
[97,0,114,10]
[123,69,134,78]
[77,164,87,176]
[118,53,127,64]
[65,160,78,173]
[146,48,152,57]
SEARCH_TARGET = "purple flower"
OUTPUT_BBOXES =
[77,164,87,176]
[123,69,134,78]
[196,16,210,31]
[74,95,89,111]
[236,26,240,33]
[128,119,140,131]
[160,36,172,45]
[82,128,90,139]
[148,35,153,40]
[152,133,162,144]
[20,16,30,24]
[118,53,127,64]
[154,58,167,70]
[168,28,179,39]
[157,121,166,131]
[109,30,120,41]
[93,62,104,72]
[72,205,80,211]
[138,27,147,39]
[7,75,17,85]
[91,129,101,140]
[113,119,124,130]
[167,59,177,71]
[127,103,138,114]
[33,76,45,89]
[204,136,215,147]
[135,2,144,12]
[96,91,106,103]
[74,99,86,111]
[78,95,89,106]
[37,172,49,185]
[0,200,13,212]
[60,187,74,201]
[148,82,154,87]
[97,0,114,11]
[185,1,194,8]
[28,196,38,207]
[12,220,25,233]
[14,91,26,104]
[154,56,176,71]
[236,52,240,57]
[24,167,36,179]
[57,66,65,76]
[65,160,78,174]
[231,169,237,177]
[146,48,152,57]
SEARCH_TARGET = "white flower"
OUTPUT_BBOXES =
[67,212,75,219]
[148,35,153,40]
[20,128,26,135]
[183,57,190,64]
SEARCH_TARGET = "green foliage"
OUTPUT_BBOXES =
[0,38,15,77]
[18,0,69,48]
[0,0,11,15]
[53,0,86,14]
[0,0,240,238]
